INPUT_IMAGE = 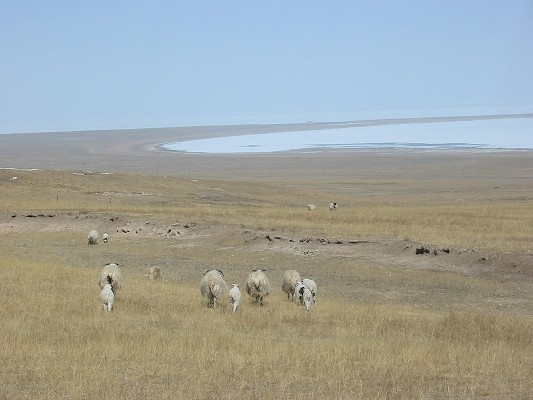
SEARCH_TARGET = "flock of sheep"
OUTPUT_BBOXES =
[92,231,317,313]
[200,268,317,312]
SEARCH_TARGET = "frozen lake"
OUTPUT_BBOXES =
[161,116,533,154]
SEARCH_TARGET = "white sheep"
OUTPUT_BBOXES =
[98,263,123,294]
[200,269,228,308]
[228,284,241,313]
[88,230,99,245]
[307,204,316,210]
[303,278,317,303]
[281,270,301,301]
[302,287,313,311]
[329,202,338,210]
[148,266,162,282]
[102,233,109,243]
[100,280,115,312]
[10,176,18,182]
[246,269,271,306]
[294,280,306,305]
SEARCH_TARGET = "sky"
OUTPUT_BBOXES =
[1,1,533,134]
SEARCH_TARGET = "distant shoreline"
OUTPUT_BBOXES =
[154,113,533,154]
[0,113,532,176]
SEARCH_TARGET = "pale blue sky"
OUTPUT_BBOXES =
[1,1,532,133]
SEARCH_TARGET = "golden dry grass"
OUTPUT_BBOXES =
[1,256,532,399]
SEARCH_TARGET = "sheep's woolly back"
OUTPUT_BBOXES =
[100,283,115,311]
[228,284,241,312]
[245,269,271,305]
[98,263,123,293]
[281,270,301,301]
[200,269,228,308]
[88,230,99,245]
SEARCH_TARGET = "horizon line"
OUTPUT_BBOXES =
[1,111,532,136]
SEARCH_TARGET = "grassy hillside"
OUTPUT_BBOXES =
[1,168,532,399]
[1,168,531,252]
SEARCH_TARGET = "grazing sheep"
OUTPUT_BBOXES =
[99,276,115,311]
[302,287,313,311]
[246,269,271,306]
[281,270,301,301]
[98,263,123,294]
[200,269,228,308]
[148,266,162,282]
[329,202,338,210]
[88,230,99,245]
[307,204,316,210]
[294,280,306,305]
[303,278,317,303]
[228,284,241,313]
[10,176,18,182]
[102,233,109,243]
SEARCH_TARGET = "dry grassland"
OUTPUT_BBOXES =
[1,153,532,399]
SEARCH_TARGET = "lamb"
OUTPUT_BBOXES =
[148,266,162,282]
[307,204,316,210]
[329,202,338,210]
[302,287,313,311]
[102,233,109,243]
[88,230,99,245]
[99,276,115,311]
[294,280,306,304]
[228,284,241,313]
[245,269,271,306]
[200,269,228,308]
[98,263,123,294]
[281,270,301,301]
[303,278,317,303]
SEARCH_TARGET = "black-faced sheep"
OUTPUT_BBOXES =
[246,269,271,306]
[281,270,301,301]
[228,284,241,313]
[302,278,317,303]
[329,202,338,210]
[200,269,228,308]
[294,280,306,305]
[88,230,99,245]
[102,233,109,243]
[98,263,123,294]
